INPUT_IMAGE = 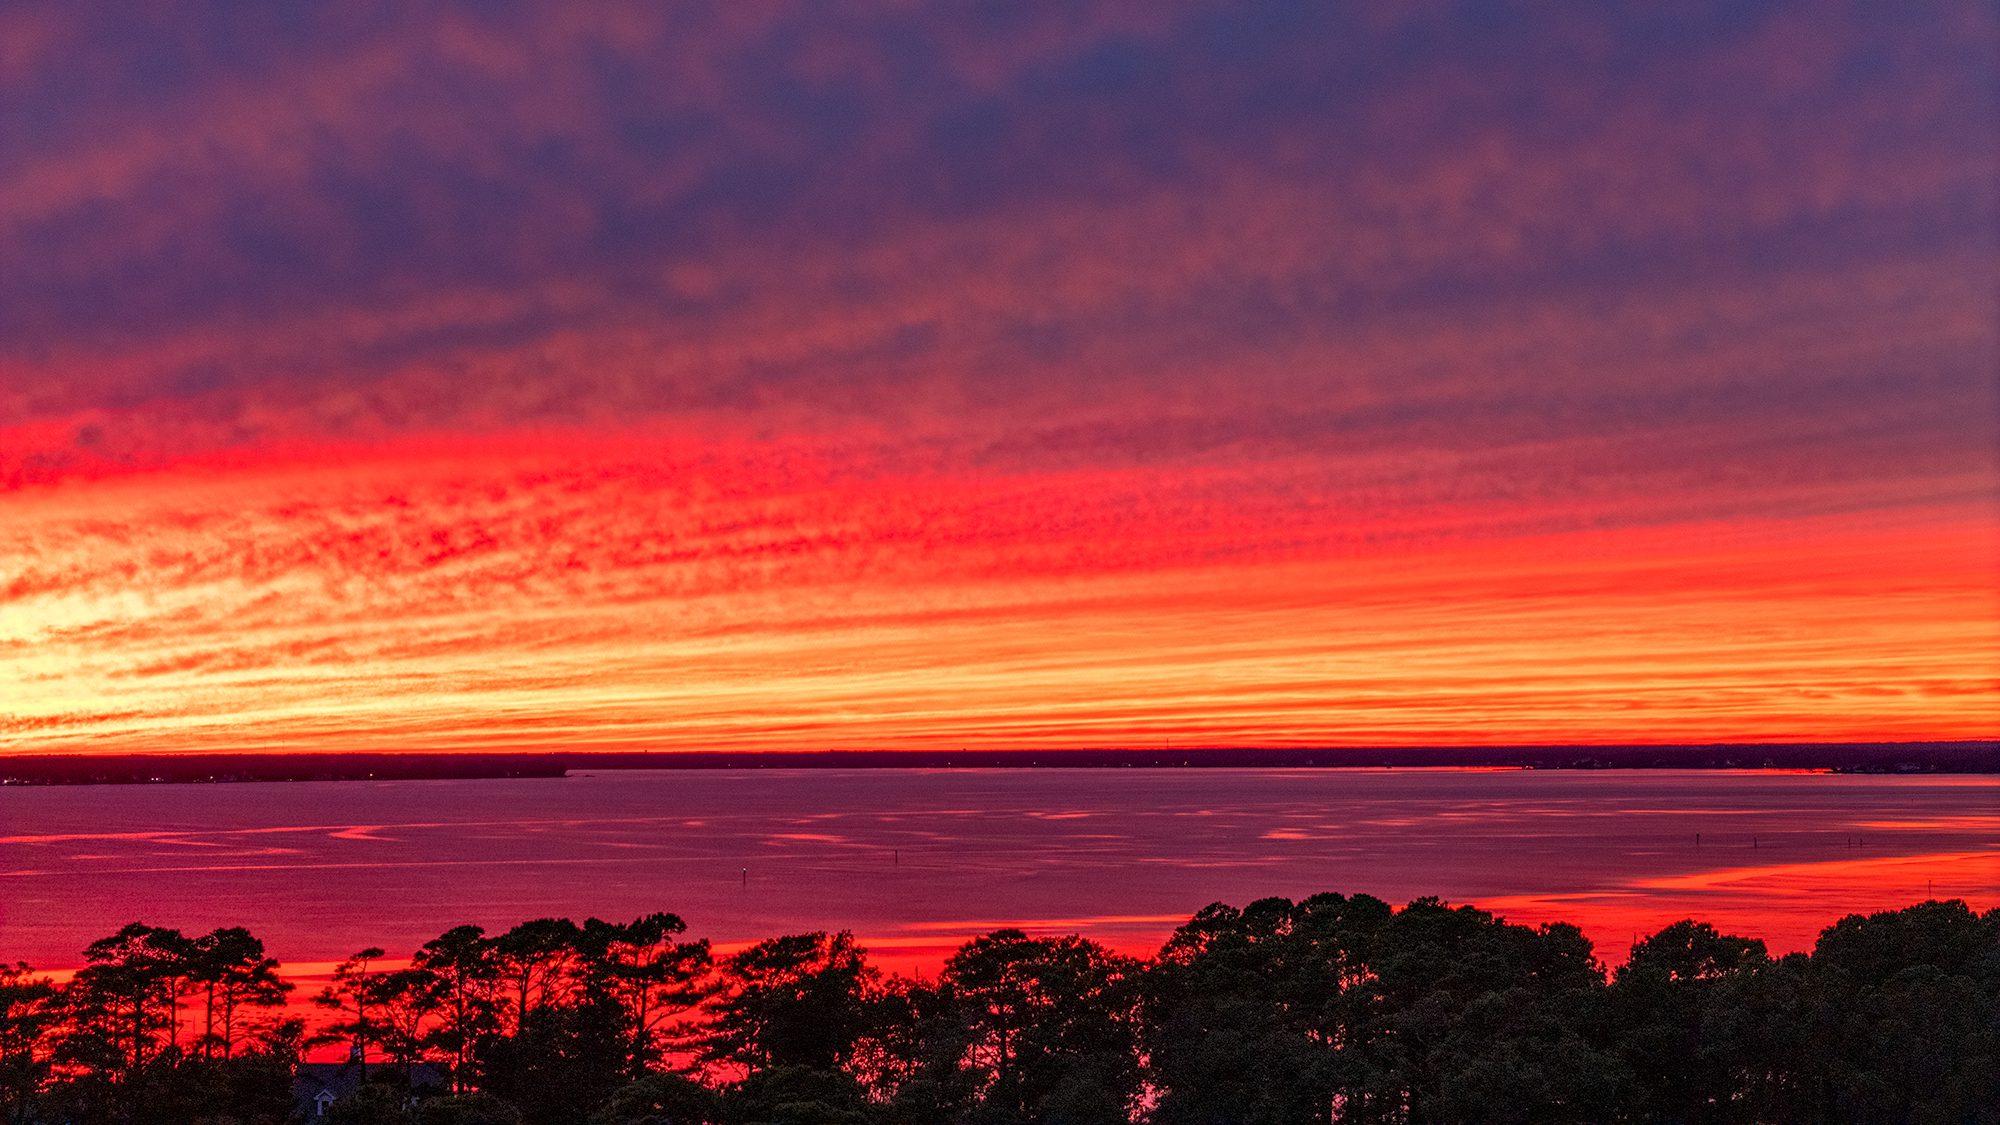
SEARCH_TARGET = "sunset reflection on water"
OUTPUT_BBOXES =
[4,769,1994,981]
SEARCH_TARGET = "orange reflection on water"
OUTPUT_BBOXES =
[1484,847,2000,958]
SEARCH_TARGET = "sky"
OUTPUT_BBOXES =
[2,0,1995,755]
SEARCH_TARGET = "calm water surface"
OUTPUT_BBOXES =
[2,769,1995,975]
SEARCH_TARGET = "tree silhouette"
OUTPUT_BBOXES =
[1610,919,1777,1122]
[187,926,291,1060]
[1145,895,1384,1125]
[3,897,1992,1123]
[317,946,391,1067]
[62,923,194,1076]
[700,930,877,1077]
[491,918,581,1035]
[916,929,1141,1124]
[573,914,710,1069]
[1340,898,1627,1124]
[1789,900,2000,1123]
[415,925,502,1087]
[371,967,449,1077]
[0,965,57,1125]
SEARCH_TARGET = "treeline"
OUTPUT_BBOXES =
[4,742,1996,784]
[0,896,1994,1124]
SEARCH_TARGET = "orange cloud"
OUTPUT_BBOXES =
[4,432,1993,753]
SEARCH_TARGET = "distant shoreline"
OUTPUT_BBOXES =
[0,741,1993,784]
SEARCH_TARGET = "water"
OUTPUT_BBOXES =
[2,769,1994,977]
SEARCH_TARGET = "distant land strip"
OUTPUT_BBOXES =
[0,742,1994,784]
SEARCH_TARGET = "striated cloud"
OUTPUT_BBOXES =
[0,1,1994,749]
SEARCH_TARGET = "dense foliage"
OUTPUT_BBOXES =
[0,897,1991,1124]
